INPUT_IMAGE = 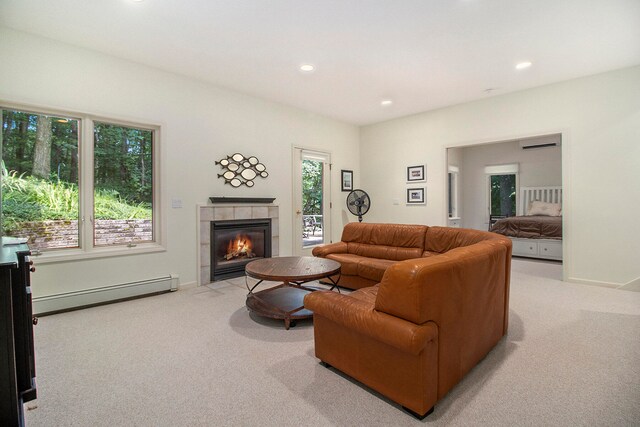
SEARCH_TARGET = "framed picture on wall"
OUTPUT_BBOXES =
[341,170,353,192]
[407,187,425,204]
[407,164,426,182]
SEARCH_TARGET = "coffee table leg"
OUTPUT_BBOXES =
[327,274,342,292]
[284,317,299,330]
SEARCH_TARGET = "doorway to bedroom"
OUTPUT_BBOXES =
[446,133,564,275]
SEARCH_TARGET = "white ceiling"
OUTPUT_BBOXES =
[1,0,639,125]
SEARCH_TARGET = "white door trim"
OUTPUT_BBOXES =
[292,145,332,256]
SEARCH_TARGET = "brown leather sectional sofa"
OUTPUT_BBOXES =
[304,222,512,418]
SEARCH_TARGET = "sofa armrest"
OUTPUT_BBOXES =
[304,291,438,355]
[312,241,348,257]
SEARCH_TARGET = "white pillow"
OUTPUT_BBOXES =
[527,201,561,216]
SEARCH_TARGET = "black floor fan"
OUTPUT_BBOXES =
[346,189,371,222]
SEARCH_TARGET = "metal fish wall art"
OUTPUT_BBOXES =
[215,153,269,187]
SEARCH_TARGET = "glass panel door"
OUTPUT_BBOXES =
[293,148,331,256]
[302,157,324,247]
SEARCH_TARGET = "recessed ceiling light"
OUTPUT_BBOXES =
[299,64,315,73]
[515,61,532,70]
[381,99,393,106]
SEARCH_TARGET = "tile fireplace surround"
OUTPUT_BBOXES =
[197,204,279,285]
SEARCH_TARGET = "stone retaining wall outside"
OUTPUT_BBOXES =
[9,219,152,250]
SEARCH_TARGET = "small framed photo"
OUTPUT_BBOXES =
[341,170,353,192]
[407,164,426,182]
[407,187,425,204]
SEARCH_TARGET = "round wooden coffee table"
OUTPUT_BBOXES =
[244,256,341,329]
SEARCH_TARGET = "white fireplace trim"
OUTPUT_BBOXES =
[196,204,279,285]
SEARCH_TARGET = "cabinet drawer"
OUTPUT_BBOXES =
[538,241,562,258]
[512,240,538,256]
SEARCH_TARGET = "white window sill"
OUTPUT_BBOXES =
[29,243,166,264]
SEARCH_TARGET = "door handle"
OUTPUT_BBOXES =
[296,210,302,215]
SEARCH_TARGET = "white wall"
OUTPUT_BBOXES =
[360,65,640,287]
[460,139,562,230]
[0,28,360,297]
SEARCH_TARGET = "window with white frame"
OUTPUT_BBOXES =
[448,165,459,218]
[1,105,160,255]
[485,164,518,219]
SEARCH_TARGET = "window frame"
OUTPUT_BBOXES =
[484,164,519,222]
[448,165,459,219]
[1,101,165,264]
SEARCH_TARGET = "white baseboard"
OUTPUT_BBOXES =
[618,276,640,292]
[177,280,197,290]
[567,275,640,291]
[33,275,176,315]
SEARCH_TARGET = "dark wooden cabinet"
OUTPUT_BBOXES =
[1,242,37,426]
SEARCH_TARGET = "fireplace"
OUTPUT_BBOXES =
[210,218,272,281]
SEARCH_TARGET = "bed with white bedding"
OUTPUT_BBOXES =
[490,186,563,260]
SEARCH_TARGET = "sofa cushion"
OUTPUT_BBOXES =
[424,226,501,254]
[348,284,379,305]
[342,222,427,255]
[326,253,394,283]
[347,242,424,261]
[333,275,379,290]
[312,241,348,258]
[357,258,396,282]
[421,250,440,258]
[325,253,368,276]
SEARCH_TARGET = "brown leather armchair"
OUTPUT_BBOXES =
[304,223,512,418]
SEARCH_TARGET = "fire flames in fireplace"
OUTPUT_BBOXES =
[211,218,271,281]
[224,234,256,261]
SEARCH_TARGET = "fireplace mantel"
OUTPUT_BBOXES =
[197,203,279,285]
[209,197,276,204]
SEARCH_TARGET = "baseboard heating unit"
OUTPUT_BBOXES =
[33,275,178,315]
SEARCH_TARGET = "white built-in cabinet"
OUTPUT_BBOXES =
[511,238,562,260]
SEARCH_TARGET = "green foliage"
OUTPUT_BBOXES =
[302,159,323,215]
[2,110,152,206]
[1,165,151,232]
[2,111,79,182]
[2,109,153,238]
[93,189,151,220]
[93,122,152,205]
[490,174,516,216]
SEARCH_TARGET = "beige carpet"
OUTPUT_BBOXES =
[25,259,640,426]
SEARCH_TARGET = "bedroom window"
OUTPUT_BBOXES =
[485,164,518,219]
[448,166,459,218]
[1,104,162,259]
